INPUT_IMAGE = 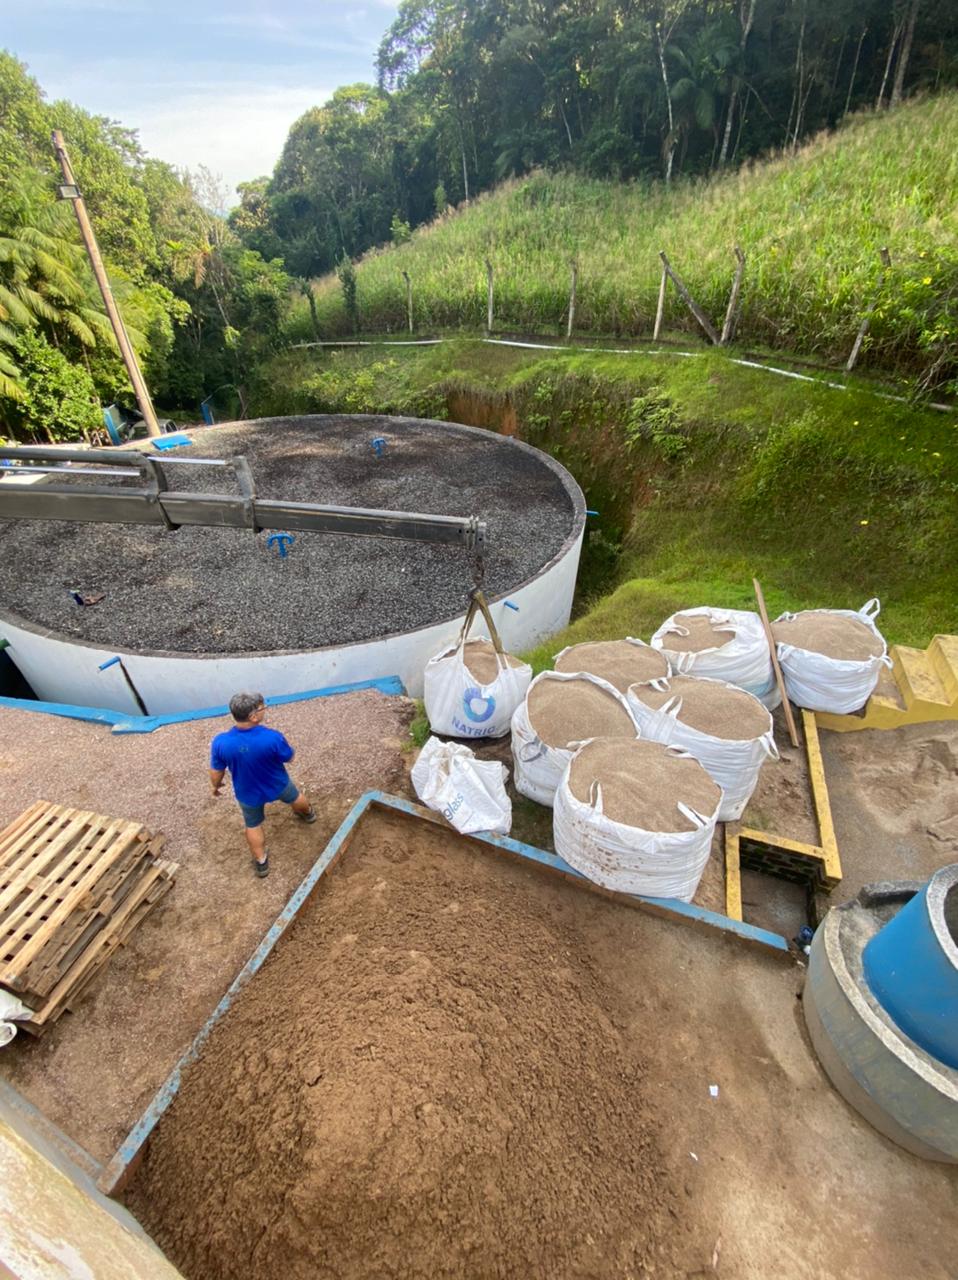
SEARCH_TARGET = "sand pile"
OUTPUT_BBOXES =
[527,676,635,748]
[773,612,884,661]
[567,738,721,832]
[125,812,676,1280]
[629,675,771,740]
[554,639,669,691]
[461,638,525,684]
[657,613,736,654]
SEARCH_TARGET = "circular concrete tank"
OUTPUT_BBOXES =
[803,880,958,1163]
[0,415,585,715]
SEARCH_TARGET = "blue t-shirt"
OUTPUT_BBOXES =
[210,724,294,805]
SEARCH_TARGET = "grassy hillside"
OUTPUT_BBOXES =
[252,340,958,654]
[300,95,958,391]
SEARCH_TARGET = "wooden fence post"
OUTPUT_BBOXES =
[485,259,494,336]
[846,247,892,373]
[720,246,747,345]
[567,260,578,340]
[402,270,413,334]
[653,260,668,341]
[658,252,721,345]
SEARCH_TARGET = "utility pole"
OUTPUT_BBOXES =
[51,129,161,438]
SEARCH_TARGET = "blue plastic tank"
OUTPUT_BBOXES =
[862,863,958,1070]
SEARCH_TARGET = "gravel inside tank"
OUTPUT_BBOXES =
[0,416,577,653]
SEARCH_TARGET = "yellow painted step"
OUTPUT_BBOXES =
[892,644,952,709]
[929,635,958,701]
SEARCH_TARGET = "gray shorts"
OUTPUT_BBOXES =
[237,780,299,828]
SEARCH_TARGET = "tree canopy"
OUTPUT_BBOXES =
[0,50,290,439]
[236,0,957,279]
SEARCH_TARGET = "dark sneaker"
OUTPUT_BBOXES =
[253,853,270,878]
[296,806,317,824]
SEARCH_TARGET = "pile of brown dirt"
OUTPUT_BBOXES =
[554,639,668,691]
[657,613,736,655]
[125,811,679,1280]
[460,638,525,684]
[568,738,721,832]
[630,675,771,740]
[527,676,636,748]
[772,611,884,661]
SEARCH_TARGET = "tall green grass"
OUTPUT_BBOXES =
[300,96,958,389]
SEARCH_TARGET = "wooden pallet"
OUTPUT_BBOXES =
[0,801,177,1033]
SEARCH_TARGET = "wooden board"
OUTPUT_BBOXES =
[21,863,177,1031]
[0,801,177,1031]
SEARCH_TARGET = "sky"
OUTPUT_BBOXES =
[4,0,400,203]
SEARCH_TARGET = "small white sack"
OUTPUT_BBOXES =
[0,990,30,1048]
[553,745,720,902]
[774,598,891,714]
[651,606,781,710]
[511,671,638,808]
[424,593,532,740]
[412,735,512,835]
[626,676,778,821]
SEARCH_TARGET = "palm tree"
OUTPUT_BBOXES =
[669,22,740,171]
[0,168,111,400]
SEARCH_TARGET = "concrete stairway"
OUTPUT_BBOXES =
[815,634,958,733]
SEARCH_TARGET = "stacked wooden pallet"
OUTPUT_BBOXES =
[0,801,177,1034]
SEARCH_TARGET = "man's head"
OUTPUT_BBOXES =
[229,691,266,725]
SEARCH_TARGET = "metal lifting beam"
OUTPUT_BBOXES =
[0,447,487,550]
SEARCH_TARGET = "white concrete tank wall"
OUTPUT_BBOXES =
[0,529,583,715]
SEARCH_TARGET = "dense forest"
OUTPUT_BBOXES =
[0,51,289,439]
[1,0,956,439]
[232,0,958,278]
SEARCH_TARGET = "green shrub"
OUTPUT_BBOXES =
[6,332,101,442]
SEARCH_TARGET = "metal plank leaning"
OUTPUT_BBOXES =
[98,788,790,1197]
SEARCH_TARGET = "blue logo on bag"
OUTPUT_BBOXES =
[462,686,496,723]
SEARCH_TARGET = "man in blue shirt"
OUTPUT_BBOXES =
[209,691,315,878]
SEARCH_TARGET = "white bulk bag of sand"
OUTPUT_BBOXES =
[511,670,638,807]
[626,675,777,821]
[553,637,669,692]
[651,606,781,710]
[772,599,891,714]
[554,738,722,903]
[411,736,512,836]
[424,593,532,739]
